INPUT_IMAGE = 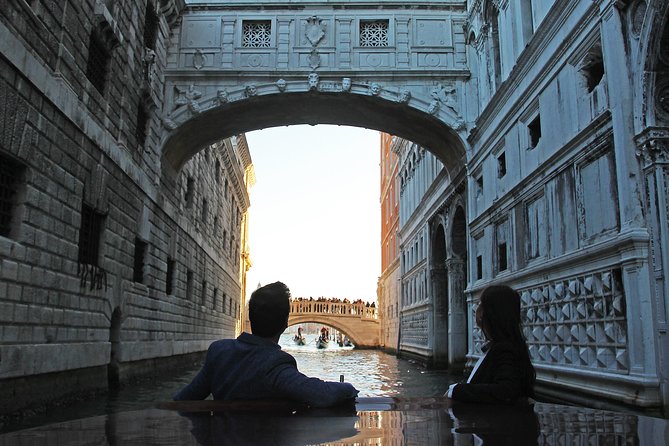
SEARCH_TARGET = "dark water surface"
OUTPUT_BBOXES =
[1,335,459,433]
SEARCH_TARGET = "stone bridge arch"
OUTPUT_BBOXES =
[158,2,472,174]
[288,314,379,349]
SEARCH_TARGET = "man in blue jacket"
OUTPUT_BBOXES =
[173,281,359,407]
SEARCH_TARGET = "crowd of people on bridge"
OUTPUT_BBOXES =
[290,296,376,307]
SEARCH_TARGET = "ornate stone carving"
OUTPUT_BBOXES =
[431,83,459,115]
[216,88,229,104]
[162,116,177,130]
[308,72,319,91]
[275,78,287,92]
[635,127,669,167]
[517,269,629,371]
[305,16,326,47]
[193,49,205,70]
[143,48,156,83]
[308,49,321,69]
[174,84,202,111]
[397,89,411,104]
[342,77,351,92]
[630,0,647,37]
[244,84,258,97]
[369,83,382,96]
[428,100,440,115]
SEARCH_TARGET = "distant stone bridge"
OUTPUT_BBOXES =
[288,300,380,348]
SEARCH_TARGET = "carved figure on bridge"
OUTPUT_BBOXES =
[174,281,358,407]
[308,72,320,91]
[397,88,411,104]
[276,78,287,92]
[369,83,382,96]
[342,77,351,92]
[244,84,258,98]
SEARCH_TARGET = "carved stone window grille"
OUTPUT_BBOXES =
[0,155,24,237]
[144,2,159,50]
[166,258,175,295]
[242,20,271,48]
[86,29,112,95]
[133,238,148,283]
[360,20,389,47]
[580,45,605,94]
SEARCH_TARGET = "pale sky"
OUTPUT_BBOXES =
[245,125,381,302]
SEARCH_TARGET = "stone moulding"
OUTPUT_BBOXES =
[160,79,467,137]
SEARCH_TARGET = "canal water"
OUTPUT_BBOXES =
[0,334,459,433]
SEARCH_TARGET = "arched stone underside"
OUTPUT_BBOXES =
[159,3,471,175]
[162,90,467,173]
[288,315,379,349]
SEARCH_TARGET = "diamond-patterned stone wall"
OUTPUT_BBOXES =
[401,310,429,347]
[472,269,629,372]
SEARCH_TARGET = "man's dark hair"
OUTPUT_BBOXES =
[249,281,291,337]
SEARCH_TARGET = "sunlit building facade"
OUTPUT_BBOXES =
[378,133,401,353]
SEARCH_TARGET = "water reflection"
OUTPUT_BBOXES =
[2,399,667,445]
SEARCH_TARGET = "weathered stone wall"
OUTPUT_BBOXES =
[0,0,247,414]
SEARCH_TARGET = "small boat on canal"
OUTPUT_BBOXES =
[293,327,306,345]
[316,335,329,349]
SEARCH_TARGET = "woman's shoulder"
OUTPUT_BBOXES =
[488,340,524,357]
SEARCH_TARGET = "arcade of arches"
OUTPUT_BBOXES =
[0,0,668,415]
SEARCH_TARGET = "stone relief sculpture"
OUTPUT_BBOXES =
[143,47,156,83]
[308,72,319,91]
[309,49,321,69]
[397,89,411,104]
[244,84,258,97]
[162,116,177,130]
[276,78,287,92]
[341,77,351,92]
[216,88,229,104]
[305,16,326,47]
[369,83,382,96]
[174,84,202,109]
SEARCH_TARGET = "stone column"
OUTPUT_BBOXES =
[635,128,669,409]
[446,258,466,368]
[601,2,658,386]
[430,266,448,367]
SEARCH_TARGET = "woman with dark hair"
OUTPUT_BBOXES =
[446,284,536,404]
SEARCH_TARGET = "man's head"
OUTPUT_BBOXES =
[249,281,291,338]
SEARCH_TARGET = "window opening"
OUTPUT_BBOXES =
[86,29,111,94]
[166,258,175,295]
[528,115,541,149]
[144,2,159,51]
[497,242,508,272]
[136,104,148,150]
[201,280,207,306]
[186,269,194,300]
[242,20,271,48]
[0,155,25,237]
[476,255,483,280]
[360,20,389,47]
[213,288,219,310]
[497,152,506,178]
[580,46,605,93]
[77,203,107,290]
[184,176,194,208]
[133,238,148,283]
